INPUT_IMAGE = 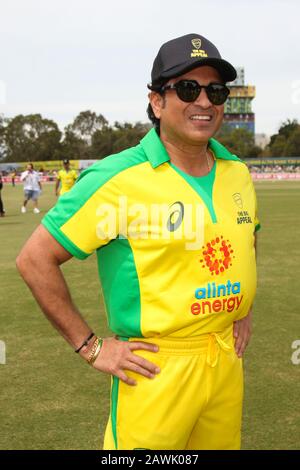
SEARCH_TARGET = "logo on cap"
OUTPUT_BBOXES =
[191,38,208,59]
[191,38,202,50]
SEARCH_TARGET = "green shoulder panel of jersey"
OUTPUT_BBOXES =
[42,144,148,257]
[208,138,242,162]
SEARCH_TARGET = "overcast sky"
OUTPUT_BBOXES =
[0,0,299,136]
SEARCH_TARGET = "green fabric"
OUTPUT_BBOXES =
[42,145,148,236]
[170,161,217,223]
[140,128,242,169]
[140,128,170,168]
[97,238,142,338]
[42,129,242,254]
[111,376,119,449]
[208,138,242,162]
[255,223,261,232]
[111,336,129,449]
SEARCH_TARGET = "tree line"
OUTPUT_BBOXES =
[0,111,299,163]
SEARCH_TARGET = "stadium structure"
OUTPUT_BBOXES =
[224,67,255,134]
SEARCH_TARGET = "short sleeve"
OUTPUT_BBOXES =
[248,170,260,232]
[254,189,260,232]
[42,163,121,259]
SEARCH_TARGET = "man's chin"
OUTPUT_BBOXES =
[188,127,216,143]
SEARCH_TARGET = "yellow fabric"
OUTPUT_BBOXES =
[60,176,121,252]
[61,158,257,337]
[57,169,77,195]
[103,325,243,450]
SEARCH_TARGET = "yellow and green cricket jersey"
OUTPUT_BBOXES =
[42,128,259,338]
[57,169,78,195]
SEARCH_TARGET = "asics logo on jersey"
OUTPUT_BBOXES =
[166,201,185,232]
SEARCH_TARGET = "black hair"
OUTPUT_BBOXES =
[146,102,160,134]
[146,81,168,135]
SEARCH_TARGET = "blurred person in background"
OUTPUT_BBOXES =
[55,159,78,197]
[0,173,5,217]
[20,163,42,214]
[11,170,16,187]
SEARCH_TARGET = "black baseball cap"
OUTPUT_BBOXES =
[148,33,237,89]
[63,159,70,164]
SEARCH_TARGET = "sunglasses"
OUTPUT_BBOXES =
[160,80,230,105]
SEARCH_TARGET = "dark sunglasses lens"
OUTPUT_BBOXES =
[207,84,229,105]
[176,81,200,102]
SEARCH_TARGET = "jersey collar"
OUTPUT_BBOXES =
[140,128,240,169]
[140,128,170,168]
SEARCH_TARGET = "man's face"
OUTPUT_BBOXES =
[27,164,33,172]
[63,163,70,171]
[150,66,225,146]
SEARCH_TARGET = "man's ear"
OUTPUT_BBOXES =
[148,91,164,119]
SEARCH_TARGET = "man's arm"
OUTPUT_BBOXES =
[20,171,28,182]
[16,225,160,385]
[55,178,60,196]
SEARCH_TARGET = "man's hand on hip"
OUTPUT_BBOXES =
[90,337,160,386]
[233,309,252,358]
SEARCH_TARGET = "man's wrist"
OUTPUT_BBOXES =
[79,336,103,364]
[78,335,97,359]
[75,331,95,353]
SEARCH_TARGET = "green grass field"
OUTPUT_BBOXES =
[0,181,300,449]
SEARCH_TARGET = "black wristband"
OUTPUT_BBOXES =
[75,332,95,353]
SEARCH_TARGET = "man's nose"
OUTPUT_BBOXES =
[194,87,212,108]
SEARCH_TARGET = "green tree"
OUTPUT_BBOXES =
[91,126,114,158]
[217,127,260,159]
[4,114,62,162]
[268,135,286,157]
[267,119,300,156]
[284,127,300,156]
[0,114,8,160]
[269,119,298,147]
[91,121,150,159]
[111,122,149,154]
[68,110,108,142]
[63,110,109,159]
[61,129,90,160]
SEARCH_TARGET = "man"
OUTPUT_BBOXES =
[20,163,42,214]
[16,34,259,450]
[0,172,5,217]
[11,170,16,187]
[55,159,77,196]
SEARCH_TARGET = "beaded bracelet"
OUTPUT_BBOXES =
[75,332,94,353]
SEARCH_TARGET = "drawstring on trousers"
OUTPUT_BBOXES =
[206,333,232,367]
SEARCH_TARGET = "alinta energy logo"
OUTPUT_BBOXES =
[199,236,235,276]
[192,237,242,316]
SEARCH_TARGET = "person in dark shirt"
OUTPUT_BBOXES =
[0,173,5,216]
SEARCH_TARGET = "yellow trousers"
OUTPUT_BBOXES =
[103,325,243,450]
